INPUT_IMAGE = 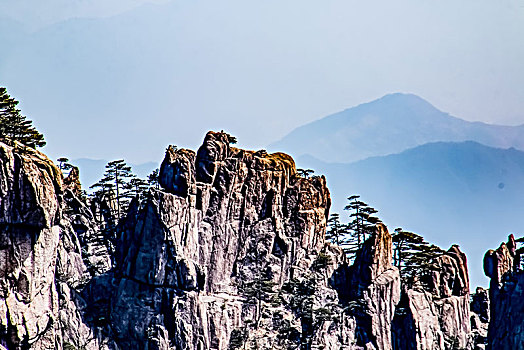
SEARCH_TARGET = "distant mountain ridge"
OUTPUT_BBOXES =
[270,93,524,163]
[297,141,524,286]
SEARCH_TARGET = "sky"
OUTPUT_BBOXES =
[1,0,524,164]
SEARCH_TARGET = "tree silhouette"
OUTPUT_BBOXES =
[127,177,148,198]
[90,159,134,219]
[344,195,380,255]
[392,228,425,270]
[0,87,45,148]
[297,168,315,178]
[392,228,444,284]
[326,213,346,246]
[57,157,74,174]
[147,168,160,189]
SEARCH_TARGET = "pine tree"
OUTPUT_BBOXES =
[147,168,160,189]
[392,228,445,284]
[90,159,135,219]
[127,177,149,198]
[297,168,315,178]
[326,213,345,246]
[57,157,74,174]
[0,87,46,148]
[344,195,380,257]
[392,228,425,272]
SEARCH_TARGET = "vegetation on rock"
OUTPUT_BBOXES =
[0,86,46,148]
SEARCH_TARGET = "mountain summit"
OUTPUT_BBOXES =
[270,93,524,163]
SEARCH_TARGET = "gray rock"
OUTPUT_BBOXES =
[1,133,485,350]
[109,131,335,348]
[392,245,472,350]
[0,142,113,349]
[484,235,524,350]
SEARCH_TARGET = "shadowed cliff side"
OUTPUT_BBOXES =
[484,235,524,350]
[392,245,473,350]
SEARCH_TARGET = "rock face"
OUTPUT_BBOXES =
[0,143,64,349]
[1,132,485,350]
[84,131,404,349]
[0,142,104,349]
[470,287,489,349]
[108,131,336,348]
[392,245,472,350]
[484,235,524,350]
[347,224,401,349]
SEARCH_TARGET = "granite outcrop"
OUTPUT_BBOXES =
[0,132,500,350]
[484,235,524,350]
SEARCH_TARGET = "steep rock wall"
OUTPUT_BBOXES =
[347,224,401,349]
[108,131,334,349]
[0,132,483,350]
[0,142,113,350]
[484,235,524,350]
[392,245,472,350]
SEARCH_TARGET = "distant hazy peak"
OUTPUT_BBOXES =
[366,92,436,107]
[327,92,452,122]
[270,93,524,163]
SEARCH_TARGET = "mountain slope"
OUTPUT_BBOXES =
[271,93,524,163]
[297,141,524,287]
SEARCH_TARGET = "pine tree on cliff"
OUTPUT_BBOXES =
[0,87,45,148]
[392,228,444,284]
[56,157,74,176]
[147,168,160,189]
[344,195,380,256]
[392,228,425,269]
[127,177,149,198]
[236,234,280,348]
[326,213,346,246]
[90,159,135,219]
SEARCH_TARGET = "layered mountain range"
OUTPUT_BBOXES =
[269,93,524,287]
[1,131,521,349]
[270,93,524,163]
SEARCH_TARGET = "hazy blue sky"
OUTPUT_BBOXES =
[1,0,523,163]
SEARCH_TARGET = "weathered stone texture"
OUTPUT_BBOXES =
[484,235,524,350]
[110,131,334,349]
[393,245,472,350]
[0,142,111,350]
[1,133,489,350]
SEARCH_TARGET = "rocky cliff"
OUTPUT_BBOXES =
[0,142,114,349]
[484,235,524,350]
[392,245,473,350]
[0,132,490,350]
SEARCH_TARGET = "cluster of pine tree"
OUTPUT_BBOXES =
[326,195,444,284]
[391,228,444,285]
[326,195,380,262]
[0,87,45,148]
[85,161,160,266]
[90,160,160,220]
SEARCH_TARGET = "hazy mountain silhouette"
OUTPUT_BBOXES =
[271,93,524,163]
[298,141,524,287]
